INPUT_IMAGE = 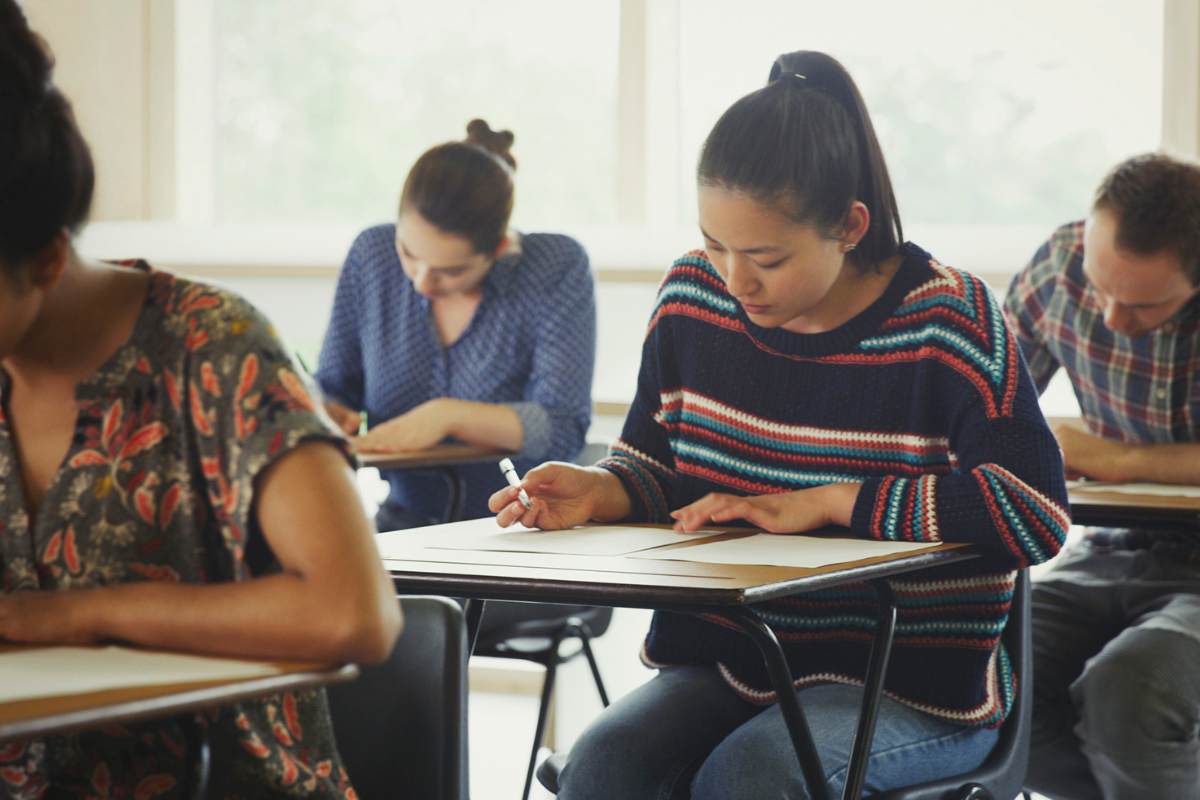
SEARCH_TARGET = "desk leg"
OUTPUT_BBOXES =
[440,467,467,522]
[717,606,834,800]
[462,598,486,656]
[841,579,897,800]
[177,713,211,800]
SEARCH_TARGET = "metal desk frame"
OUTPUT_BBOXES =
[384,533,975,800]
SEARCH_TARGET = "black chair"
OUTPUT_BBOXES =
[873,569,1033,800]
[327,596,468,800]
[537,571,1034,800]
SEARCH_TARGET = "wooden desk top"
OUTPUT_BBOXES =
[1068,482,1200,529]
[357,442,512,471]
[0,645,357,743]
[379,525,977,609]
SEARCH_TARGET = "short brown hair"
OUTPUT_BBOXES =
[399,119,515,256]
[1093,152,1200,286]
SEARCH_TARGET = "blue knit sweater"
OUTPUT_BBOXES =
[316,225,596,521]
[600,244,1069,728]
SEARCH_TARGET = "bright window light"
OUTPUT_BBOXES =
[216,0,620,226]
[679,0,1163,228]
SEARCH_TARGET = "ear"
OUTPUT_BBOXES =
[841,201,870,247]
[492,234,510,260]
[27,231,70,290]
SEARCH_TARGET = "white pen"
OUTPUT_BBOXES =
[498,457,532,509]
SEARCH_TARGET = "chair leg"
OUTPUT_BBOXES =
[522,630,567,800]
[569,621,610,707]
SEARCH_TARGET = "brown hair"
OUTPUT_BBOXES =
[399,119,516,256]
[1094,152,1200,286]
[0,0,94,282]
[697,51,901,271]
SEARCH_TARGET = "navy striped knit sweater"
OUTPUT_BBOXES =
[599,244,1070,728]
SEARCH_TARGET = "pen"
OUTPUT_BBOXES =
[498,458,532,509]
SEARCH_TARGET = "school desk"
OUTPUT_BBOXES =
[357,443,513,522]
[376,522,977,800]
[0,643,357,799]
[1067,481,1200,530]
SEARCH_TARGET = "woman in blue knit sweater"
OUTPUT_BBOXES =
[316,120,595,528]
[490,51,1070,799]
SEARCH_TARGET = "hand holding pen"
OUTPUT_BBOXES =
[498,458,532,509]
[489,461,633,530]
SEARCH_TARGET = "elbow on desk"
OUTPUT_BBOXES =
[314,593,404,666]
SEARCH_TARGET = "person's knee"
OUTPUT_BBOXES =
[557,718,641,798]
[691,748,808,800]
[1072,629,1200,753]
[691,720,809,800]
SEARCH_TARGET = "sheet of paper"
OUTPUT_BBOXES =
[1069,481,1200,498]
[432,525,720,557]
[373,516,722,558]
[633,534,937,569]
[0,646,281,705]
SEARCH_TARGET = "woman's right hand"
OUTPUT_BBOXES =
[324,400,362,437]
[489,462,630,530]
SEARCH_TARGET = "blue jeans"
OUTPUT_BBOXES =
[1028,541,1200,800]
[557,665,998,799]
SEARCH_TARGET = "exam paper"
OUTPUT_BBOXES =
[432,525,719,557]
[0,646,281,705]
[1069,481,1200,498]
[633,534,937,569]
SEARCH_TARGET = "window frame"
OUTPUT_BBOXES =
[80,0,1196,286]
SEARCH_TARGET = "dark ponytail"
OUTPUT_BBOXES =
[0,0,94,280]
[698,51,901,270]
[399,119,515,256]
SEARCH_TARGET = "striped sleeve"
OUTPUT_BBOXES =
[853,277,1071,568]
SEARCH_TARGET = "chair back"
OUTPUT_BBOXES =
[474,605,613,654]
[872,569,1032,800]
[327,596,469,800]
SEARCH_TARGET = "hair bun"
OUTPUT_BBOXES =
[465,118,516,170]
[0,1,55,103]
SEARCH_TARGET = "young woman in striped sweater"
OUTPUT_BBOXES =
[490,50,1069,800]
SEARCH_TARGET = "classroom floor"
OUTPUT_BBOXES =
[470,688,555,800]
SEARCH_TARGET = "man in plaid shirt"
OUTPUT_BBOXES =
[1004,153,1200,800]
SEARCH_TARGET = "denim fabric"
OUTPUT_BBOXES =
[1028,541,1200,800]
[557,665,998,800]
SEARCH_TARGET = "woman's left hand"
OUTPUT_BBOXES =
[0,590,98,645]
[353,400,453,453]
[670,483,861,533]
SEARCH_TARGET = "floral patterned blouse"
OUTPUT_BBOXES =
[0,265,358,799]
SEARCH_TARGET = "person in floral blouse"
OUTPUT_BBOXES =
[0,3,403,797]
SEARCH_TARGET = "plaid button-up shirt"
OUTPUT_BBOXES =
[1004,220,1200,446]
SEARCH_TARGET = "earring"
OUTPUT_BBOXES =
[841,242,857,253]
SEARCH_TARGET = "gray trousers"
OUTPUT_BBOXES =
[1027,541,1200,800]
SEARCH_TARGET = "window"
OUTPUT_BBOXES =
[678,1,1163,231]
[216,0,620,226]
[86,0,1172,418]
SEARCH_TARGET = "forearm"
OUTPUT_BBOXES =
[586,467,634,522]
[75,572,394,663]
[439,398,525,451]
[1117,441,1200,485]
[814,482,860,528]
